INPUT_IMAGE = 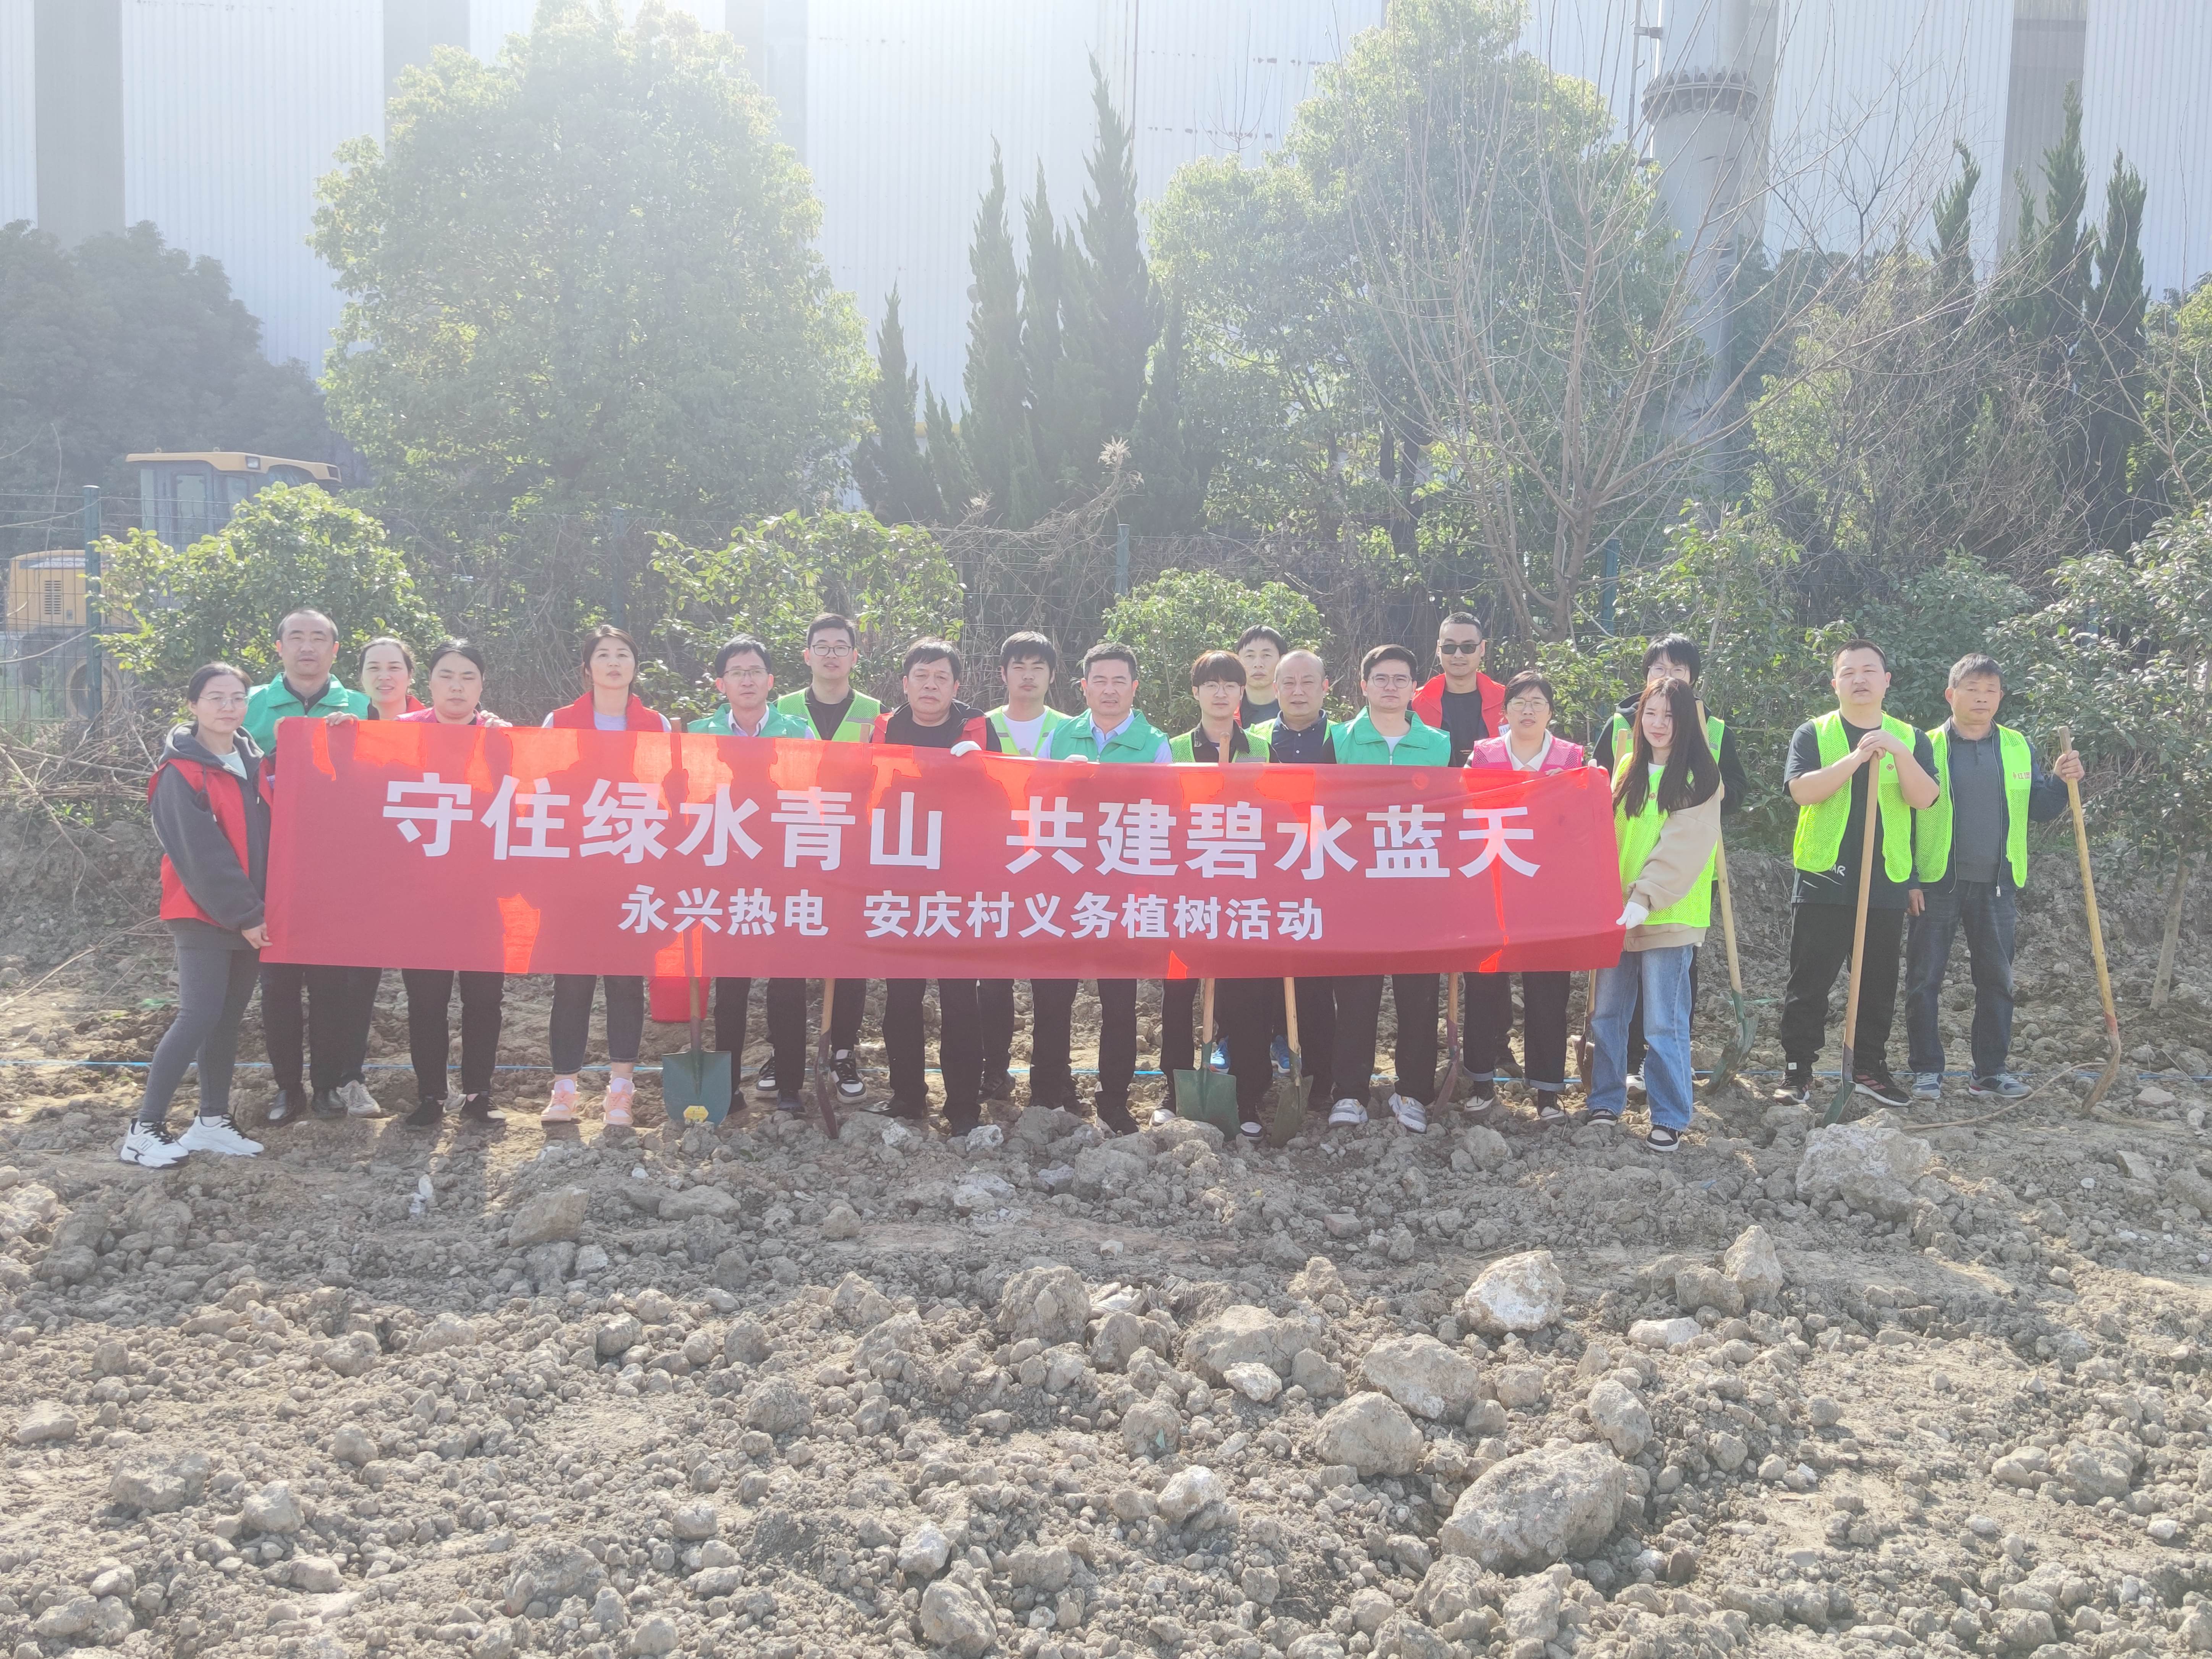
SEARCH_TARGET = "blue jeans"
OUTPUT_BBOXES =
[1905,880,2016,1079]
[1590,944,1695,1130]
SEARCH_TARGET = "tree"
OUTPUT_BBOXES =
[945,147,1027,521]
[2135,281,2212,515]
[853,289,943,526]
[1126,292,1212,534]
[1999,508,2212,1006]
[1101,570,1325,733]
[0,222,330,514]
[313,1,865,547]
[1066,58,1159,442]
[651,512,969,718]
[100,485,441,691]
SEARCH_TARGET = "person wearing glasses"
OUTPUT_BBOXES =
[771,614,878,1104]
[1411,612,1505,767]
[1465,671,1588,1121]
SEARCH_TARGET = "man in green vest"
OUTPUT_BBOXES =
[1328,644,1451,1134]
[1905,653,2080,1100]
[1039,642,1172,1133]
[1777,639,1940,1108]
[244,608,374,1128]
[773,613,877,1103]
[979,632,1075,1106]
[689,635,811,1116]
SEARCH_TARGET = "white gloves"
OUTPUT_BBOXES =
[1615,901,1649,929]
[948,741,981,758]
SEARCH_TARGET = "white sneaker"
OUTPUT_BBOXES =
[120,1123,190,1168]
[1328,1097,1368,1127]
[1387,1093,1427,1134]
[340,1080,384,1118]
[178,1115,262,1158]
[1625,1072,1646,1100]
[1911,1072,1943,1100]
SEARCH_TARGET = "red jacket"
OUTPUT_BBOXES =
[869,704,998,750]
[147,744,267,931]
[1412,671,1504,739]
[1465,734,1587,773]
[544,693,669,732]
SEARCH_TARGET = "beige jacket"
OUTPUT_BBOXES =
[1621,786,1723,951]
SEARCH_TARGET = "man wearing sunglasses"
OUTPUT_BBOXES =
[1411,612,1506,767]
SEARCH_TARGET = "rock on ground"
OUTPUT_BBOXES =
[1361,1333,1481,1420]
[1459,1250,1566,1334]
[997,1263,1088,1346]
[1795,1119,1932,1201]
[1440,1442,1627,1570]
[1313,1391,1425,1478]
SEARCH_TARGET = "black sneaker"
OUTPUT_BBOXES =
[309,1087,347,1121]
[1853,1065,1909,1108]
[1534,1093,1569,1123]
[1644,1125,1682,1153]
[264,1088,304,1127]
[458,1092,505,1125]
[1096,1097,1138,1136]
[775,1094,806,1116]
[833,1050,865,1100]
[752,1059,779,1100]
[980,1068,1016,1102]
[1774,1064,1812,1106]
[887,1096,930,1122]
[404,1095,444,1129]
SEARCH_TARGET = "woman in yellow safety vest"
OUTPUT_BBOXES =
[1589,678,1724,1151]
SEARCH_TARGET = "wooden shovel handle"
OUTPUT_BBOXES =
[2058,727,2120,1033]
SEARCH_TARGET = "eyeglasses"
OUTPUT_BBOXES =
[1437,641,1482,655]
[1506,697,1550,713]
[808,640,854,656]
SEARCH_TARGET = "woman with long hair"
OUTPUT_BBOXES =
[1589,676,1724,1151]
[396,640,511,1128]
[541,626,669,1126]
[1464,671,1588,1121]
[125,664,272,1167]
[357,637,423,721]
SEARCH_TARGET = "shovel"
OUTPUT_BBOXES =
[2058,726,2123,1114]
[1822,754,1888,1127]
[659,928,731,1126]
[1436,971,1464,1111]
[1172,977,1240,1136]
[1268,979,1307,1146]
[1711,837,1758,1088]
[811,979,842,1138]
[1575,971,1596,1087]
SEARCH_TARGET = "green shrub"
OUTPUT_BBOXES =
[1099,569,1325,733]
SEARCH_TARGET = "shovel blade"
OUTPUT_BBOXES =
[661,1048,733,1126]
[1170,1067,1240,1137]
[1267,1053,1307,1147]
[1713,991,1758,1088]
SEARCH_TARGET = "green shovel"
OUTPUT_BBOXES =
[658,927,731,1126]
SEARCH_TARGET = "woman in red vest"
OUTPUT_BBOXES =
[126,663,273,1167]
[541,626,670,1127]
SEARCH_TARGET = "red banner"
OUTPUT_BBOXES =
[262,720,1625,978]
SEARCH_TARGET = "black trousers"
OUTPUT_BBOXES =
[713,977,807,1107]
[828,978,865,1051]
[1782,904,1905,1069]
[1465,969,1573,1092]
[1162,978,1274,1122]
[1031,980,1137,1109]
[259,960,366,1096]
[1289,977,1337,1106]
[402,969,505,1101]
[1331,973,1441,1106]
[978,979,1018,1087]
[886,978,982,1126]
[1625,946,1700,1073]
[549,974,644,1073]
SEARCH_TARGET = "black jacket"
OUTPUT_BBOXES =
[150,723,270,932]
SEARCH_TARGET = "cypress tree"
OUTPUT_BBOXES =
[1069,58,1158,440]
[959,146,1027,519]
[2085,150,2148,547]
[853,287,944,524]
[1010,165,1065,527]
[1128,289,1211,532]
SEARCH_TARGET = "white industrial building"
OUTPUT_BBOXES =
[0,1,2206,405]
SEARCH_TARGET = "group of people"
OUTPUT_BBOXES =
[122,603,2084,1172]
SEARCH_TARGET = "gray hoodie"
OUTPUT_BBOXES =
[151,723,270,941]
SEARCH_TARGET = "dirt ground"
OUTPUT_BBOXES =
[6,840,2212,1659]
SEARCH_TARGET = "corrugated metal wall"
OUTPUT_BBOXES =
[2080,0,2212,301]
[120,0,385,370]
[470,0,727,60]
[0,0,32,227]
[1758,0,2015,268]
[1519,0,1648,140]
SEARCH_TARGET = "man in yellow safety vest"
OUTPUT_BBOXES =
[1776,639,1940,1108]
[1903,653,2081,1102]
